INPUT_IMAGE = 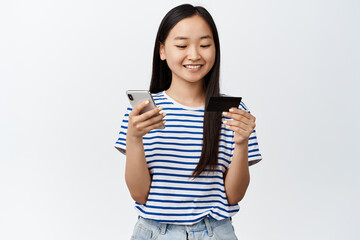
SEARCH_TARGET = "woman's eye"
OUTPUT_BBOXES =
[175,44,211,49]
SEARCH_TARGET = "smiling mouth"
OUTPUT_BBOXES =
[184,65,202,69]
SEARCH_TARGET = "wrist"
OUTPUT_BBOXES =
[235,141,248,149]
[126,135,143,144]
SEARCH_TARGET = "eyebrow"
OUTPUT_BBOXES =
[174,35,212,40]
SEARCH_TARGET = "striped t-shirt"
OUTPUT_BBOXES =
[114,91,262,225]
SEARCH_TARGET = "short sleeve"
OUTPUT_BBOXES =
[114,106,132,155]
[232,100,262,166]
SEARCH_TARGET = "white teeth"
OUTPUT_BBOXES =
[185,65,201,69]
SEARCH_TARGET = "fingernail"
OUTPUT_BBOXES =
[229,108,234,112]
[162,112,166,117]
[163,120,166,124]
[145,100,149,104]
[223,112,228,116]
[158,106,163,110]
[223,120,227,124]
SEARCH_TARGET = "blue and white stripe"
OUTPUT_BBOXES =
[115,91,262,225]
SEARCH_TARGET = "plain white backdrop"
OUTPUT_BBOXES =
[1,0,359,239]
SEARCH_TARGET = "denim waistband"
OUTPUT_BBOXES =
[138,216,232,237]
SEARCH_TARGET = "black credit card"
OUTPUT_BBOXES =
[205,96,242,112]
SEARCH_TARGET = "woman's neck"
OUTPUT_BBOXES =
[165,80,206,107]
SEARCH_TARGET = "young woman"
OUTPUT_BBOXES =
[115,4,262,239]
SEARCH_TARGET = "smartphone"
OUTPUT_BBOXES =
[205,96,242,112]
[126,90,165,129]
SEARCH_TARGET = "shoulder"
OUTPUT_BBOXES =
[151,91,164,98]
[151,91,170,106]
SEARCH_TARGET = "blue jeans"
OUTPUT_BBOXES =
[130,216,238,240]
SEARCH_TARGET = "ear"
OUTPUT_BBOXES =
[159,43,166,61]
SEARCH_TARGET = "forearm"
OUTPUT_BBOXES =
[125,136,151,204]
[224,142,250,205]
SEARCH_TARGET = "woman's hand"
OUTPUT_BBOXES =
[223,107,256,145]
[127,100,166,139]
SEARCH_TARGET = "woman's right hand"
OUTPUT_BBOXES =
[127,100,166,139]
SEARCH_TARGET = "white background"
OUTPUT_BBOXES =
[1,0,359,239]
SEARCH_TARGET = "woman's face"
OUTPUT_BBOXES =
[160,15,216,86]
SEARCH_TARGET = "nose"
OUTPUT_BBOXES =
[187,46,201,61]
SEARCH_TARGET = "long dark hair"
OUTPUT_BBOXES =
[149,4,222,178]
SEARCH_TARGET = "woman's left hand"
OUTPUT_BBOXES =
[223,107,256,145]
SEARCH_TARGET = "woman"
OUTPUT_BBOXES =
[115,4,262,239]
